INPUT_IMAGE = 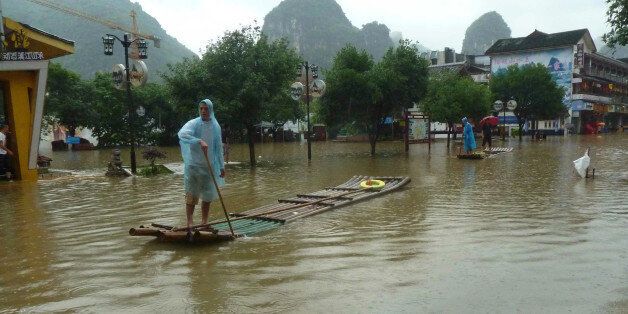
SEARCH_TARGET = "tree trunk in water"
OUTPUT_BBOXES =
[446,123,451,148]
[518,122,524,141]
[247,126,256,167]
[369,120,382,156]
[370,135,377,156]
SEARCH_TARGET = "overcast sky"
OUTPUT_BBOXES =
[133,0,610,55]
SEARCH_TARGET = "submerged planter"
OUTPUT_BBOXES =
[138,164,173,176]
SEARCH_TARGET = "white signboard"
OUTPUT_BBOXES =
[309,79,326,97]
[129,60,148,87]
[290,82,304,100]
[112,64,126,90]
[408,116,429,141]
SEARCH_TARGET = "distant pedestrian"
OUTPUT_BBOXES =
[462,117,476,154]
[481,112,498,149]
[0,124,14,178]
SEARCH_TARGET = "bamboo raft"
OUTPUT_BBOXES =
[130,175,410,244]
[484,147,514,154]
[457,152,487,159]
[457,147,514,159]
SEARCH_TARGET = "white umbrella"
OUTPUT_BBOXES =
[573,148,590,178]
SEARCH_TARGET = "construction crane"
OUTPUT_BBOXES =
[24,0,160,59]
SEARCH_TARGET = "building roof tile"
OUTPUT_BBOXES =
[485,29,588,54]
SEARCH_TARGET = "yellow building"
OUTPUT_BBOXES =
[0,16,74,181]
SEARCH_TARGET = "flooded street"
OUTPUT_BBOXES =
[1,135,626,312]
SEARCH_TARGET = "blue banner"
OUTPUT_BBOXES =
[498,116,519,124]
[66,136,80,144]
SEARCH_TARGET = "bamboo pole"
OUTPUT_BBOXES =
[203,150,235,236]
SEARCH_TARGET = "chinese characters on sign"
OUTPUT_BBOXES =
[1,51,44,61]
[574,43,584,69]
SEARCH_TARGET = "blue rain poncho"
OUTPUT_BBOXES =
[178,99,224,202]
[462,117,476,153]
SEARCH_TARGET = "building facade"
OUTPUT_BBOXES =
[0,16,74,180]
[486,29,627,134]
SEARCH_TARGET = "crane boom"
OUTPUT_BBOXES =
[24,0,160,48]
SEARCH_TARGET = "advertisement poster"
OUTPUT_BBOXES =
[491,48,573,105]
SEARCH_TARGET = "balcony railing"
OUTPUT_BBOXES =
[578,67,628,85]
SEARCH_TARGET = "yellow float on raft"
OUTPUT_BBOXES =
[360,179,385,190]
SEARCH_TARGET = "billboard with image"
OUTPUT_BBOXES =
[491,48,573,105]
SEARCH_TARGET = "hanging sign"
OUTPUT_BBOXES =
[290,82,304,101]
[574,43,584,69]
[112,64,126,90]
[136,106,146,117]
[129,60,148,87]
[309,79,326,97]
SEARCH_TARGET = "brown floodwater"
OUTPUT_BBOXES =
[1,135,626,312]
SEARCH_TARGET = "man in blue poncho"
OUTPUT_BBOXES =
[178,99,225,228]
[462,117,476,154]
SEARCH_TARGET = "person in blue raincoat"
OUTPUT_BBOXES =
[178,99,225,228]
[462,117,476,154]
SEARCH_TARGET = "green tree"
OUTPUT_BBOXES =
[163,57,208,119]
[88,73,164,147]
[602,0,628,48]
[133,83,176,146]
[320,44,377,141]
[369,40,429,154]
[88,73,127,147]
[321,41,429,155]
[202,26,302,166]
[490,64,565,140]
[44,62,95,136]
[422,72,491,147]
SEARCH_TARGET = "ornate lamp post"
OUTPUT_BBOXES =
[493,100,503,139]
[293,62,325,161]
[493,98,517,140]
[506,98,517,139]
[102,33,148,174]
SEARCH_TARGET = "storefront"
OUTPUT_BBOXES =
[0,16,74,180]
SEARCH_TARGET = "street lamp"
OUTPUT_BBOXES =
[102,33,148,174]
[505,98,517,140]
[493,98,517,140]
[296,62,319,161]
[493,100,503,139]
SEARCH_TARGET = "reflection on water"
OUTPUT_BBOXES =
[1,135,627,312]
